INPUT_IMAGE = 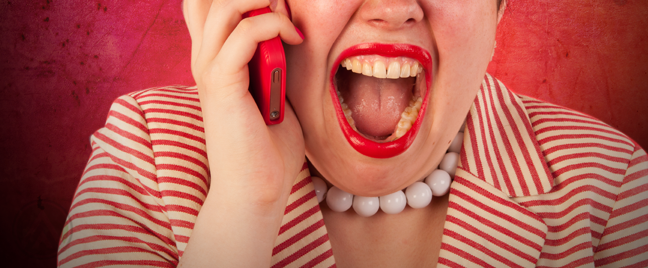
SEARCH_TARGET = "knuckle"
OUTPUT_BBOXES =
[212,0,227,12]
[274,11,289,23]
[201,63,219,85]
[236,17,255,33]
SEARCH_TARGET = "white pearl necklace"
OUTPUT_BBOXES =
[311,129,464,217]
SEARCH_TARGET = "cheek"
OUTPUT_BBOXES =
[425,0,497,92]
[425,1,497,49]
[285,0,365,134]
[292,0,359,38]
[418,1,497,165]
[286,0,360,91]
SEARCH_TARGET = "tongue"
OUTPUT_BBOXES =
[340,72,414,138]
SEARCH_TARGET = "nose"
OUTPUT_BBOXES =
[358,0,425,30]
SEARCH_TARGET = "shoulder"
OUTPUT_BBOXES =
[126,85,203,123]
[519,94,635,151]
[102,85,202,141]
[503,94,648,265]
[121,84,209,195]
[516,96,645,205]
[116,84,209,207]
[100,85,205,170]
[84,85,209,255]
[120,85,206,164]
[518,94,638,175]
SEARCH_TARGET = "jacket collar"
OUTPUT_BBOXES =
[439,74,552,266]
[458,74,554,198]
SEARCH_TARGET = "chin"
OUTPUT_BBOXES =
[306,129,442,196]
[343,155,433,196]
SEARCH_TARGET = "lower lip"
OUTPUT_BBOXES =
[330,43,432,158]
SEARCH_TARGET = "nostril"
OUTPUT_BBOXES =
[368,19,389,28]
[404,18,417,26]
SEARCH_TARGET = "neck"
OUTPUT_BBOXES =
[320,192,450,267]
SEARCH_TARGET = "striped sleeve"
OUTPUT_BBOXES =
[594,144,648,267]
[58,96,178,267]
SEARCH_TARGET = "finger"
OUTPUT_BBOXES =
[202,12,303,96]
[183,0,213,72]
[195,0,272,78]
[270,0,290,20]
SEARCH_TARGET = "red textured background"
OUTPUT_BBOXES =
[0,0,646,267]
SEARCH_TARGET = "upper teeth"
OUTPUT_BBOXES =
[341,55,422,79]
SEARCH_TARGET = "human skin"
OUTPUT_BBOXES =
[179,0,504,266]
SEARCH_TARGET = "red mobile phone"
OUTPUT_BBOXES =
[244,7,286,125]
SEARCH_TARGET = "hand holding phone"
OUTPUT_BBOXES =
[181,1,306,266]
[244,7,286,125]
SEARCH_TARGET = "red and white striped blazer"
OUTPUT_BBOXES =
[58,74,648,267]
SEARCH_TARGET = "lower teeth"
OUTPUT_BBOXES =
[392,96,422,140]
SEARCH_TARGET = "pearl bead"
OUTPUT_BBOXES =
[352,196,380,217]
[311,176,327,203]
[439,152,460,177]
[448,132,463,153]
[379,191,407,214]
[425,169,451,196]
[405,182,432,209]
[326,186,353,212]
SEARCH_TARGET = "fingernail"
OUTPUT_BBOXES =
[269,0,278,11]
[294,26,304,40]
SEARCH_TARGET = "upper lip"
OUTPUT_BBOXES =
[330,43,432,158]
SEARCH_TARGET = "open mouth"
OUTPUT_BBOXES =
[330,43,432,158]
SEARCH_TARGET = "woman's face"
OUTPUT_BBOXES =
[285,0,502,196]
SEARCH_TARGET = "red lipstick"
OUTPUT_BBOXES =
[331,43,432,158]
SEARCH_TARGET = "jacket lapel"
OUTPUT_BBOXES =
[439,74,553,267]
[439,170,548,267]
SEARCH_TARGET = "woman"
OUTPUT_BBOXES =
[57,0,648,267]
